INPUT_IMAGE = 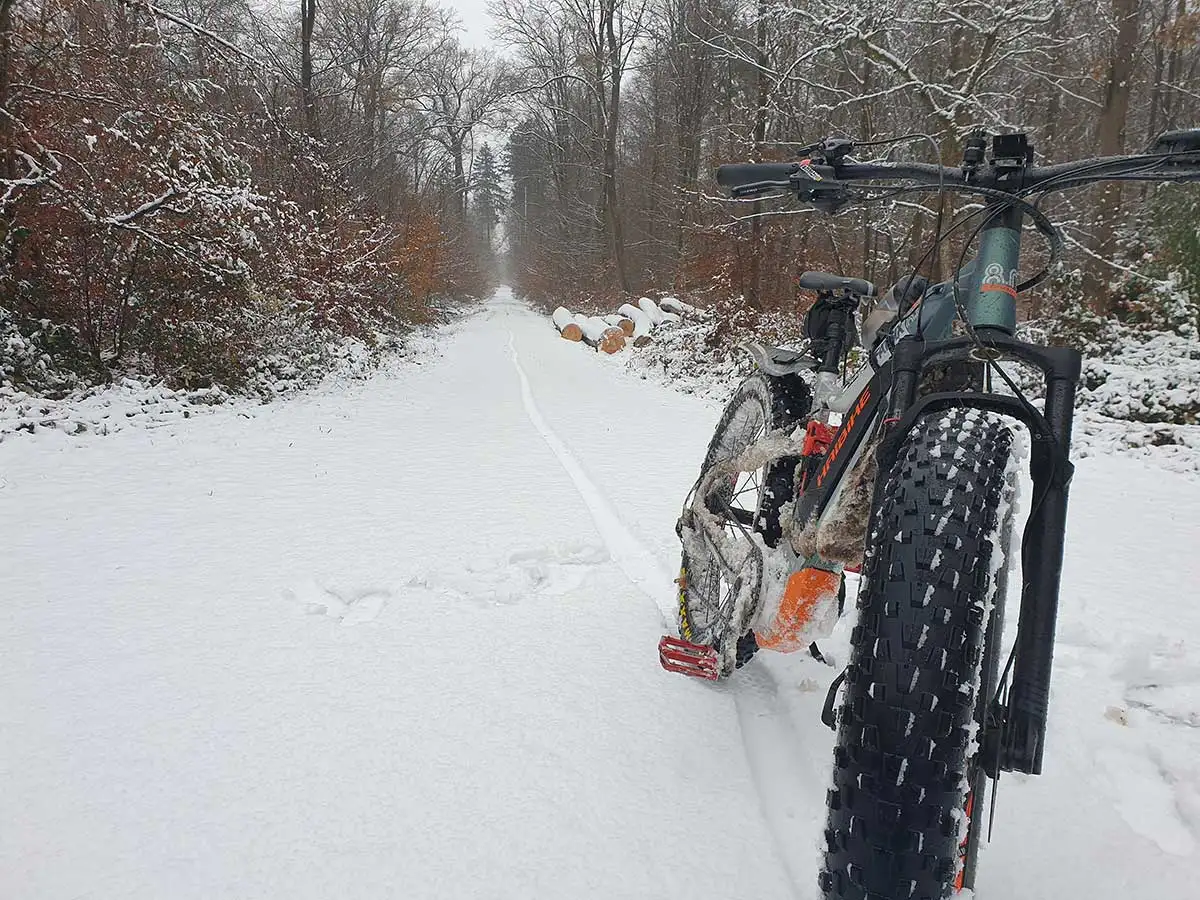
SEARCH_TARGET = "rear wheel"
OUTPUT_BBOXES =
[677,373,810,675]
[820,408,1017,899]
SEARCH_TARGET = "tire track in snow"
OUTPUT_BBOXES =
[507,333,677,625]
[728,665,827,900]
[509,330,818,900]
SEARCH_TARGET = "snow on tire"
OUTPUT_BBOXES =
[678,373,810,674]
[820,408,1016,900]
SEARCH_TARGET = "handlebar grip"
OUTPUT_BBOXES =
[715,162,800,188]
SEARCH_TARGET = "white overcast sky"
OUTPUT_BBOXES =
[445,0,500,49]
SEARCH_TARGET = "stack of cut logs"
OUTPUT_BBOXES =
[551,297,697,354]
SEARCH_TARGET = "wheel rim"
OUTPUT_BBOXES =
[682,398,770,648]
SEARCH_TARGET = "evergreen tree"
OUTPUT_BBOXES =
[472,143,506,250]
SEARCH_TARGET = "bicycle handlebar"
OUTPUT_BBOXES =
[715,132,1200,297]
[715,146,1200,202]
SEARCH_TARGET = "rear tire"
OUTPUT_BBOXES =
[820,408,1017,899]
[677,373,810,675]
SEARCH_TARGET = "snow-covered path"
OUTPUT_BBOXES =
[4,289,1199,899]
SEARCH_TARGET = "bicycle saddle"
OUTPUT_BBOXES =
[798,271,877,297]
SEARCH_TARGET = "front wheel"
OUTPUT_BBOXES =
[820,407,1017,899]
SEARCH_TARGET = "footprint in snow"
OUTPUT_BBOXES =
[1119,641,1200,730]
[286,581,391,625]
[1094,745,1197,856]
[410,542,608,606]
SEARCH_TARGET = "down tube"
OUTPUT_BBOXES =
[793,368,889,526]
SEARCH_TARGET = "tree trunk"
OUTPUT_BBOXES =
[451,135,467,221]
[300,0,320,138]
[603,2,630,293]
[1162,0,1186,132]
[1091,0,1141,312]
[1041,5,1065,154]
[0,0,14,182]
[747,0,767,309]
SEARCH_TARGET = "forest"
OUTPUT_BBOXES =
[0,0,513,393]
[2,0,1200,396]
[501,0,1200,333]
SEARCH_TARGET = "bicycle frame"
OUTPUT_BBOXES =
[792,198,1080,776]
[706,128,1200,773]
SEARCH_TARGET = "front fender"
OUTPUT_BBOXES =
[742,341,815,377]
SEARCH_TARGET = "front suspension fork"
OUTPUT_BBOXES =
[1000,354,1079,774]
[883,335,1081,775]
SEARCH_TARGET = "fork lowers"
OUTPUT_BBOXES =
[996,359,1079,774]
[878,333,1082,777]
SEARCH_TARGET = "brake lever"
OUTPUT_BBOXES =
[797,184,852,214]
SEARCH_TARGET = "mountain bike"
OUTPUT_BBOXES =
[657,128,1200,899]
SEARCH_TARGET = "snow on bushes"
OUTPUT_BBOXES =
[1,308,84,395]
[0,326,424,442]
[0,378,230,441]
[1081,332,1200,426]
[0,0,474,412]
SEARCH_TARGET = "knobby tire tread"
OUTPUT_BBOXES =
[820,408,1013,900]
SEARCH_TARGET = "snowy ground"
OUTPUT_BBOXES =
[3,288,1199,899]
[0,330,413,443]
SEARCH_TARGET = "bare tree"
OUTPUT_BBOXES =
[301,0,319,135]
[494,0,647,292]
[1090,0,1142,308]
[419,43,519,219]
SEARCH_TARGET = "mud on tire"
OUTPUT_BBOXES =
[678,372,810,673]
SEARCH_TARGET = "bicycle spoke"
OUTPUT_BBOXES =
[679,389,778,653]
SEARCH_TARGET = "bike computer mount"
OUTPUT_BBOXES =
[806,131,1032,174]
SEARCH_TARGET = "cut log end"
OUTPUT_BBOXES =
[552,306,583,340]
[617,303,653,341]
[602,314,636,337]
[598,330,626,354]
[633,334,653,348]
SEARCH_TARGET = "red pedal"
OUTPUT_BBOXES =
[658,635,720,680]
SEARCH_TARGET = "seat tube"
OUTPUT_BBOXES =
[968,202,1022,334]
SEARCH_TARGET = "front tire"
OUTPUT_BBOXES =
[820,408,1017,899]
